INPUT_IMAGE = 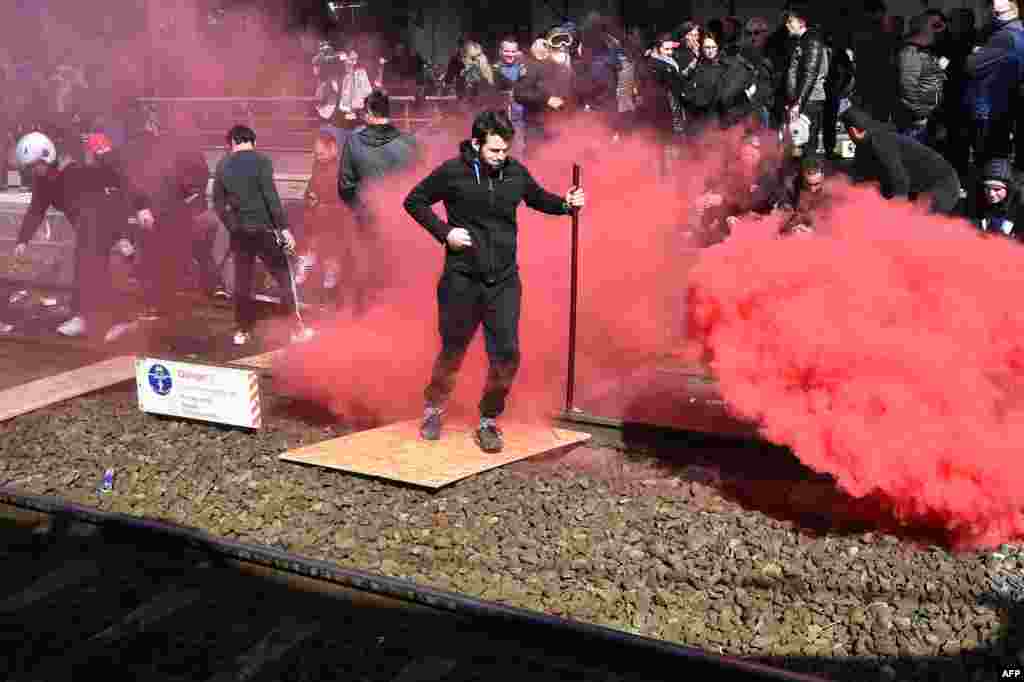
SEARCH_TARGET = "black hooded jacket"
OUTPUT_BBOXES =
[844,108,959,200]
[339,123,417,204]
[403,140,570,283]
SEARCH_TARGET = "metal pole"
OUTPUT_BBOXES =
[565,163,581,413]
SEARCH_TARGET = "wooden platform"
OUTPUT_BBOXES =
[279,419,591,489]
[0,355,137,422]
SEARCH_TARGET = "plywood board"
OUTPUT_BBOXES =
[280,419,591,489]
[232,349,285,370]
[0,355,137,422]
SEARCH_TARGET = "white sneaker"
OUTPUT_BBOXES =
[0,322,13,334]
[290,326,316,344]
[104,321,140,343]
[233,330,251,346]
[114,239,135,257]
[57,316,87,337]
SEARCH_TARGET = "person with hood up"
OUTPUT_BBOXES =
[403,110,584,454]
[841,105,961,215]
[973,158,1024,240]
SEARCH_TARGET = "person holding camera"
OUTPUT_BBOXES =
[213,125,313,346]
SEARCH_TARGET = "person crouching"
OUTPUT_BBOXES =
[974,158,1023,241]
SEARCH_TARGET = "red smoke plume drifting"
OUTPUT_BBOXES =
[273,114,707,426]
[689,179,1024,550]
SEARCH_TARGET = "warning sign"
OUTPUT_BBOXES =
[136,357,262,429]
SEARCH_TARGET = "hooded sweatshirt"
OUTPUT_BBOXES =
[339,123,417,205]
[403,140,570,283]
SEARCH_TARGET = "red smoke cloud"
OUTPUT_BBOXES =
[689,179,1024,550]
[273,114,710,426]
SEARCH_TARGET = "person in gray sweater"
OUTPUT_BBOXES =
[213,125,313,346]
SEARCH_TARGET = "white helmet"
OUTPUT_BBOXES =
[15,132,57,168]
[789,114,811,148]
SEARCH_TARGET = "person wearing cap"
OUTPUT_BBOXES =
[974,158,1023,240]
[11,131,136,340]
[841,105,961,215]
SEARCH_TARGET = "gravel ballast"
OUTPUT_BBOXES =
[2,386,1023,682]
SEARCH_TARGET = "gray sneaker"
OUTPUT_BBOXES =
[420,408,442,440]
[474,421,503,453]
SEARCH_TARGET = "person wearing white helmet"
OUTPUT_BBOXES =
[11,131,135,340]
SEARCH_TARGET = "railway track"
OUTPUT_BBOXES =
[0,493,829,682]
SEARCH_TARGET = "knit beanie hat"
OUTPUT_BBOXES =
[982,158,1013,186]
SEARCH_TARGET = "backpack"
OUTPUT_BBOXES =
[826,45,856,100]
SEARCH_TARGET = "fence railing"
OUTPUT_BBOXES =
[136,95,461,137]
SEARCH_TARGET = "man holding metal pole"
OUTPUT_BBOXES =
[404,110,585,453]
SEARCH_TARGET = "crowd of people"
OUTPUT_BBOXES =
[3,1,1024,450]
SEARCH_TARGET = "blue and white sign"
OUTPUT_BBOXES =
[136,357,262,429]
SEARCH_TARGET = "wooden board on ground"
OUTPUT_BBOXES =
[279,419,591,489]
[0,355,136,422]
[231,349,285,371]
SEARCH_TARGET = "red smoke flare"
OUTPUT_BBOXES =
[688,178,1024,550]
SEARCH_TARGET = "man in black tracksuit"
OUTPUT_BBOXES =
[841,105,961,215]
[403,110,585,453]
[213,125,311,346]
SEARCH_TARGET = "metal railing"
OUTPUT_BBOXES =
[136,94,461,136]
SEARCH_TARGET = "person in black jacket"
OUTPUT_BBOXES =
[841,105,961,215]
[114,109,212,320]
[403,110,585,454]
[894,11,950,144]
[213,125,312,346]
[339,90,417,314]
[973,157,1024,240]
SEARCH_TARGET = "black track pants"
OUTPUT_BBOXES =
[424,270,522,419]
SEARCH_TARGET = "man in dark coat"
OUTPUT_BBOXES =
[113,108,211,319]
[841,105,961,215]
[964,0,1024,172]
[403,110,584,454]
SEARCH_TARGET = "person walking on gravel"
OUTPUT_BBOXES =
[403,110,585,453]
